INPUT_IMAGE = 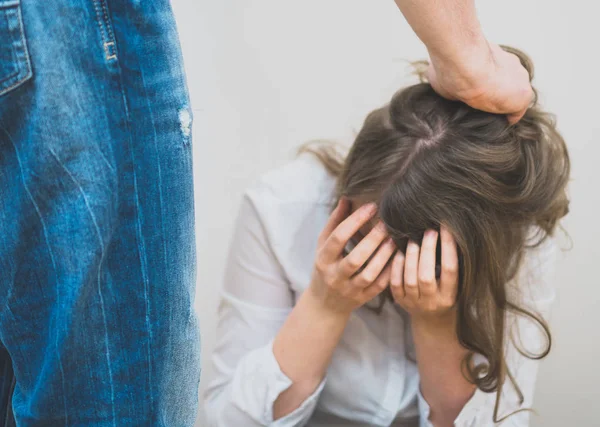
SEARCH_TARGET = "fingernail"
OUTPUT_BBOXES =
[364,202,377,214]
[375,221,387,232]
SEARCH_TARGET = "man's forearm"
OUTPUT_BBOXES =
[393,0,489,70]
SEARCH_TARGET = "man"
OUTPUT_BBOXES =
[0,0,530,425]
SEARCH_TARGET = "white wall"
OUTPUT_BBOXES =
[171,1,600,425]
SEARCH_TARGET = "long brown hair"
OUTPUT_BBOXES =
[300,47,570,422]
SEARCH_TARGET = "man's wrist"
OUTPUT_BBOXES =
[428,34,494,99]
[428,27,489,70]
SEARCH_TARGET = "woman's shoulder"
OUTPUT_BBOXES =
[245,152,337,209]
[242,154,337,284]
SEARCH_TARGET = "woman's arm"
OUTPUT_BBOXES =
[411,314,475,427]
[274,199,396,418]
[271,291,350,418]
[203,192,321,427]
[393,0,533,124]
[392,228,475,427]
[391,229,558,427]
[204,193,396,426]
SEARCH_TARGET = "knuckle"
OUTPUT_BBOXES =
[330,232,345,247]
[405,278,417,288]
[361,271,377,284]
[323,274,337,289]
[346,257,362,270]
[418,273,435,286]
[442,262,458,275]
[315,259,328,274]
[353,275,369,288]
[376,279,388,290]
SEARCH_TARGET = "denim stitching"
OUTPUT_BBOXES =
[92,0,107,47]
[0,1,19,10]
[106,28,155,424]
[0,71,20,88]
[103,41,117,61]
[100,0,115,45]
[3,8,17,76]
[15,3,31,73]
[0,4,32,96]
[92,0,117,62]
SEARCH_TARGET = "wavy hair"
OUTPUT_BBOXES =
[300,47,570,422]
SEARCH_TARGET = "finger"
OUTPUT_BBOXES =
[404,240,420,300]
[418,230,439,296]
[440,225,459,301]
[321,202,377,263]
[350,236,396,287]
[389,251,405,301]
[340,221,388,277]
[507,107,527,125]
[362,261,392,301]
[318,198,350,245]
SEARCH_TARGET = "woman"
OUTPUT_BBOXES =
[203,49,570,427]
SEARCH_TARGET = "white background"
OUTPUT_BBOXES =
[170,1,600,426]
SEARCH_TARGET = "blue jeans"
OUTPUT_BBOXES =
[0,0,200,425]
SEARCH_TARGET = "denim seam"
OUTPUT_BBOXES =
[2,7,18,78]
[0,1,19,10]
[92,0,117,62]
[0,71,19,88]
[103,14,155,422]
[14,1,31,75]
[99,0,115,44]
[0,3,32,96]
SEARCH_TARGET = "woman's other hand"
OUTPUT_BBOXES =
[390,226,459,323]
[308,198,396,316]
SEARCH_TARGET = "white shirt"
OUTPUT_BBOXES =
[203,154,557,427]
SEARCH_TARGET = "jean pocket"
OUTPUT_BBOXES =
[0,0,32,97]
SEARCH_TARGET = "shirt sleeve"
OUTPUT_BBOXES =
[416,236,559,427]
[203,191,326,427]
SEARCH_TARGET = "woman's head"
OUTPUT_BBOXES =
[302,47,570,420]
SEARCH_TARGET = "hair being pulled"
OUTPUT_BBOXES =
[300,46,570,422]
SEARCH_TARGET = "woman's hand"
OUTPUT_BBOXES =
[391,226,475,424]
[390,226,459,323]
[308,198,397,316]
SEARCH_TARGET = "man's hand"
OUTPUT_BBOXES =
[393,0,533,124]
[428,42,533,125]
